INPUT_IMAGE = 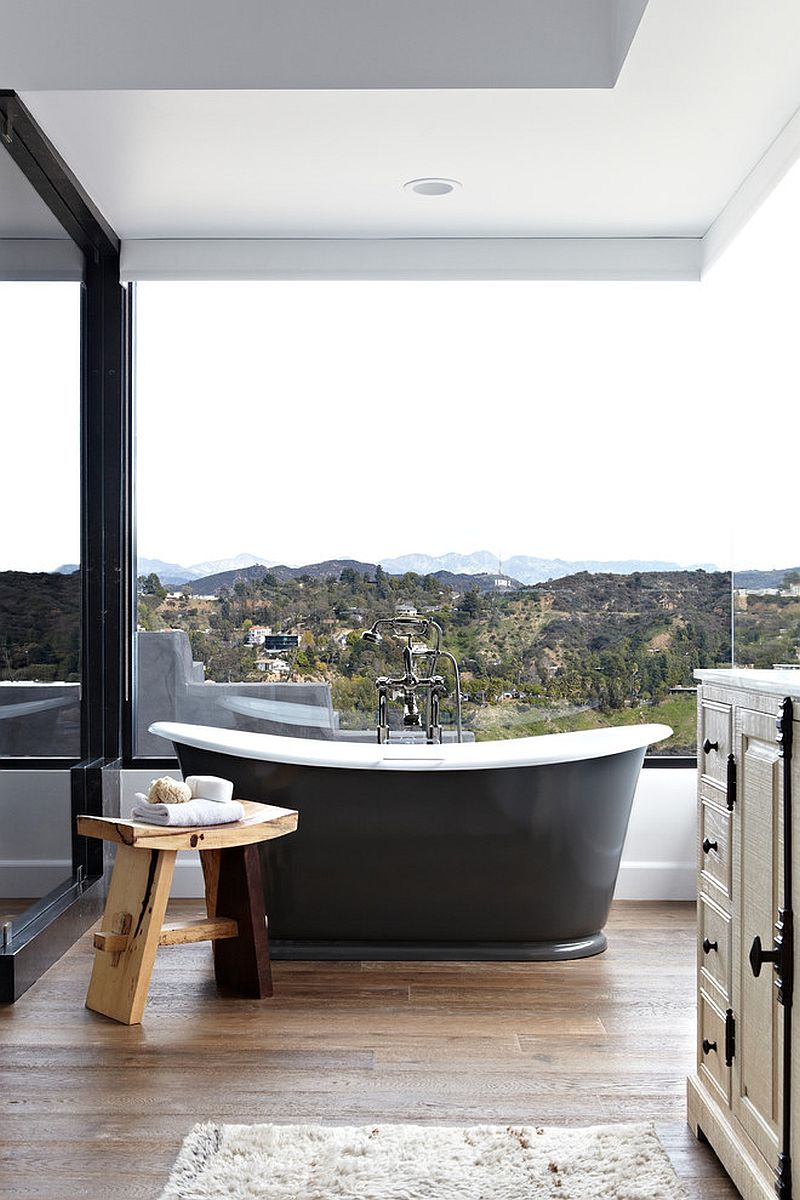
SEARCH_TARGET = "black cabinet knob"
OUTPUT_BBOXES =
[702,837,718,855]
[702,938,718,955]
[702,1038,717,1055]
[749,934,781,978]
[703,738,719,755]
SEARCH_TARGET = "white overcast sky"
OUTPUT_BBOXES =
[2,158,799,574]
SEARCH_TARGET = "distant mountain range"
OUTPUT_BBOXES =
[185,559,379,594]
[185,560,524,595]
[379,550,719,586]
[735,566,800,589]
[57,551,799,596]
[137,552,275,585]
[139,548,720,590]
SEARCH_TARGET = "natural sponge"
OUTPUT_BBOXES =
[146,776,192,805]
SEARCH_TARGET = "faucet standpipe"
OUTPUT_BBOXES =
[360,617,463,745]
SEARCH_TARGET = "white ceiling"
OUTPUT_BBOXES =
[0,0,649,90]
[3,0,800,277]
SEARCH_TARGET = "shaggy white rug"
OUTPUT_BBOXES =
[160,1121,687,1199]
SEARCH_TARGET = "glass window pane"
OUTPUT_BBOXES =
[134,279,742,757]
[0,141,82,928]
[714,161,800,674]
[0,283,82,758]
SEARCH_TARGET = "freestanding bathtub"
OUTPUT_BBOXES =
[150,720,671,961]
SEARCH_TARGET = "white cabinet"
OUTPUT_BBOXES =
[733,707,782,1169]
[688,670,799,1200]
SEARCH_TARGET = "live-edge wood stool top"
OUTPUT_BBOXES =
[77,799,298,851]
[77,800,298,1025]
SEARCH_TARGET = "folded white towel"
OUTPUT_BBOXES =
[185,774,234,804]
[131,793,245,827]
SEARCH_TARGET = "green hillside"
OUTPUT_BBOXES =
[138,566,736,754]
[5,563,789,758]
[0,570,80,682]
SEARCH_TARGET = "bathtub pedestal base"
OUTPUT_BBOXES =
[269,931,607,962]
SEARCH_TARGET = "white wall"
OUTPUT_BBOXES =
[0,770,72,897]
[121,765,697,901]
[614,768,696,900]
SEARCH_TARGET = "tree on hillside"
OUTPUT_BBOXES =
[457,587,482,624]
[138,572,166,599]
[374,564,390,599]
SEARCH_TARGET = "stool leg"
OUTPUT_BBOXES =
[86,845,176,1025]
[201,848,221,918]
[204,844,272,998]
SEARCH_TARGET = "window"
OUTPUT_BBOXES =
[0,282,82,759]
[133,270,788,759]
[709,160,800,678]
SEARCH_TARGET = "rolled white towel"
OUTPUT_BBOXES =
[185,774,234,804]
[131,793,244,827]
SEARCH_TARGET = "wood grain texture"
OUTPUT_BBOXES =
[84,846,176,1026]
[691,679,798,1199]
[688,1075,774,1200]
[0,901,737,1199]
[732,705,782,1165]
[93,930,130,955]
[77,800,298,852]
[201,848,221,917]
[157,917,238,947]
[210,844,273,998]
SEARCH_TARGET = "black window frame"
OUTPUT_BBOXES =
[0,92,129,1000]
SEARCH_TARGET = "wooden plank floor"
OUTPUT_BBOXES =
[0,899,36,926]
[0,900,737,1199]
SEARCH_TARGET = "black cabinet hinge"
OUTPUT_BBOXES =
[777,697,793,760]
[726,753,737,811]
[751,911,795,1008]
[775,1151,792,1200]
[724,1008,735,1066]
[776,909,794,1009]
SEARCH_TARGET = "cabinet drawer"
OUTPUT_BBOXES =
[700,799,732,900]
[698,893,731,1002]
[699,990,731,1106]
[699,700,732,789]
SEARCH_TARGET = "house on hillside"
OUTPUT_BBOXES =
[245,625,272,645]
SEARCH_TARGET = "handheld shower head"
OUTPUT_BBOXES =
[361,627,383,645]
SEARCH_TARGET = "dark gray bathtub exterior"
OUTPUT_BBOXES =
[171,740,646,962]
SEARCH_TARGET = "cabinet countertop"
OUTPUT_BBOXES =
[695,668,800,697]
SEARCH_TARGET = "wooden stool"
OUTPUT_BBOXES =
[77,800,298,1025]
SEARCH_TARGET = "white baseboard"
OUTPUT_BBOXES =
[613,861,695,901]
[170,855,207,898]
[0,857,696,903]
[0,857,694,903]
[169,857,695,902]
[0,857,227,903]
[0,858,73,898]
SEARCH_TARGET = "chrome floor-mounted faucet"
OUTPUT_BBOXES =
[360,616,463,744]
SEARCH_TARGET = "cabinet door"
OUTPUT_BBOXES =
[732,707,783,1167]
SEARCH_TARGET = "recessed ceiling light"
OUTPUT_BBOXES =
[404,178,462,196]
